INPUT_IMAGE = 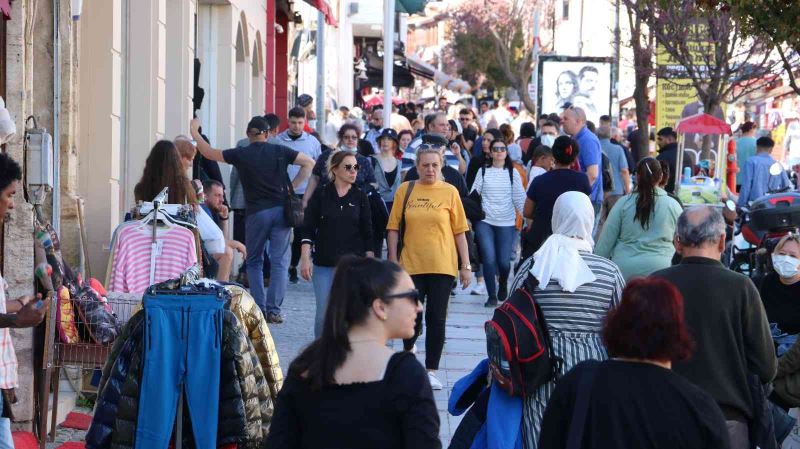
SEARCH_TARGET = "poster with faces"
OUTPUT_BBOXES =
[540,60,612,126]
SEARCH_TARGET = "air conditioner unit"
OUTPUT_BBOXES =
[348,2,359,16]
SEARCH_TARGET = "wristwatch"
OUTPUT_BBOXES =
[460,264,472,271]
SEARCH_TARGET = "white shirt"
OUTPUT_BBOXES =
[470,166,526,227]
[527,166,547,189]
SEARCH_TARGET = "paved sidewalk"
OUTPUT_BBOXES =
[270,279,493,446]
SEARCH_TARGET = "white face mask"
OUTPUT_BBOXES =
[540,134,556,148]
[772,254,800,279]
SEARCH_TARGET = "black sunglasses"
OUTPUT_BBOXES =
[384,289,420,302]
[417,143,444,152]
[343,164,360,172]
[491,145,508,152]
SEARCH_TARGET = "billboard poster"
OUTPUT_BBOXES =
[538,57,613,125]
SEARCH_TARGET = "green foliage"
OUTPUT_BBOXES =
[450,32,511,90]
[705,0,800,49]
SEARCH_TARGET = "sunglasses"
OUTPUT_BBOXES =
[491,146,508,152]
[384,289,420,302]
[417,143,444,152]
[342,134,358,140]
[459,117,471,122]
[343,164,360,172]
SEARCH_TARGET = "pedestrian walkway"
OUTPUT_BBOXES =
[270,279,494,446]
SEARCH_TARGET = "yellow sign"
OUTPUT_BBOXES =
[656,79,696,132]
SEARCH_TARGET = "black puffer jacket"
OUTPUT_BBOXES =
[84,311,144,449]
[86,310,271,449]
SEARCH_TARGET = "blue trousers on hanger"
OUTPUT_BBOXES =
[135,293,224,449]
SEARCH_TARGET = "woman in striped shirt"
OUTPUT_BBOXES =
[510,191,625,449]
[470,139,526,307]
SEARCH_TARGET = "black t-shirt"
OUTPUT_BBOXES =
[524,168,592,249]
[222,142,299,215]
[265,352,441,449]
[760,273,800,334]
[539,360,730,449]
[404,165,468,197]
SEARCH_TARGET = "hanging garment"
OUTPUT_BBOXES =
[108,225,197,294]
[134,290,224,449]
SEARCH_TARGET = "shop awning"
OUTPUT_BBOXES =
[1,0,11,19]
[396,0,428,14]
[304,0,337,27]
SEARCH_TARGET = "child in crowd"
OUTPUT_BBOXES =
[527,145,555,189]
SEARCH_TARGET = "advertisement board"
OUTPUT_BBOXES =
[538,57,613,125]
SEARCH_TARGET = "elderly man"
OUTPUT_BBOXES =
[597,125,631,197]
[363,106,384,153]
[652,206,776,449]
[409,111,467,175]
[560,106,603,215]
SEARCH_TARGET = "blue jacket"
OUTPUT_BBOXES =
[448,359,523,449]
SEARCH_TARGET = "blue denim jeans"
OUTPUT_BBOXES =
[311,265,336,338]
[246,206,292,314]
[0,394,11,449]
[474,221,516,298]
[136,293,224,449]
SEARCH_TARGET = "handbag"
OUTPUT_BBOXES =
[283,174,304,228]
[748,374,778,449]
[462,191,485,222]
[397,181,416,257]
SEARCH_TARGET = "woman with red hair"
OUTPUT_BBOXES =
[537,278,730,449]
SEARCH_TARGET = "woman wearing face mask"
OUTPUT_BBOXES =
[764,235,800,409]
[759,234,800,335]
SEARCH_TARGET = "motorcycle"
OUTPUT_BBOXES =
[729,188,800,283]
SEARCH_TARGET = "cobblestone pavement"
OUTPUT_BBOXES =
[270,277,494,447]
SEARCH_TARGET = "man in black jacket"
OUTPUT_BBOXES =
[652,206,776,449]
[655,127,692,193]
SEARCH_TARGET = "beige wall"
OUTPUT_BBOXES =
[78,0,267,277]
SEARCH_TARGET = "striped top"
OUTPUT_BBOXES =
[511,252,625,333]
[109,225,197,294]
[470,166,526,227]
[0,276,17,389]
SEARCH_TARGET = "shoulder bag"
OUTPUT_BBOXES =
[279,153,304,228]
[397,181,416,257]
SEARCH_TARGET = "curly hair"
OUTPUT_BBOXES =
[134,140,196,205]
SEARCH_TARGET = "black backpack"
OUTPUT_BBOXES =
[485,275,562,397]
[601,152,615,193]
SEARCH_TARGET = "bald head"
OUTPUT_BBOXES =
[676,206,726,249]
[560,107,587,136]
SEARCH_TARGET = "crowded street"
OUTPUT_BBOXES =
[0,0,798,448]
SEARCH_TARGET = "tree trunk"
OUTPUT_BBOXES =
[518,79,537,115]
[633,77,650,163]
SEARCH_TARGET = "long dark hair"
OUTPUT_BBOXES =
[634,158,663,229]
[134,140,196,204]
[288,256,405,390]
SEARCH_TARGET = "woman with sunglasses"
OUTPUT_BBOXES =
[387,145,472,390]
[300,151,374,337]
[595,158,682,281]
[267,256,441,449]
[303,124,376,205]
[466,129,503,190]
[470,138,526,307]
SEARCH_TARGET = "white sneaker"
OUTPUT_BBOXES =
[428,371,443,390]
[471,282,487,296]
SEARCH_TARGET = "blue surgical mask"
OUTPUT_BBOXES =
[540,134,556,148]
[773,254,800,279]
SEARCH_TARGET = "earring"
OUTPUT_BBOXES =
[381,315,388,321]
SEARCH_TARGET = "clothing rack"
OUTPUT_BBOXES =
[149,187,169,286]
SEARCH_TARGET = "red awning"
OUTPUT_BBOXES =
[305,0,338,27]
[1,0,11,19]
[676,113,731,136]
[362,93,406,108]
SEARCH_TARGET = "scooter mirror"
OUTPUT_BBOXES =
[769,162,783,176]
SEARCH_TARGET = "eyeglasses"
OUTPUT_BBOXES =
[459,117,471,122]
[343,164,360,172]
[342,134,358,140]
[384,289,420,302]
[491,146,508,152]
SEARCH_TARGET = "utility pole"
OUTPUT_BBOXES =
[383,0,396,129]
[531,6,541,118]
[612,0,621,125]
[316,10,326,134]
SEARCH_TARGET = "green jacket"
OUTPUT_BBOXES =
[595,189,683,280]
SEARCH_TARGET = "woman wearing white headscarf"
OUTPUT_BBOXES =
[510,191,626,449]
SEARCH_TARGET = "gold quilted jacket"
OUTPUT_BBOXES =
[225,285,284,401]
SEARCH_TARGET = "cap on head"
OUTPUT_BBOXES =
[247,116,270,134]
[297,94,313,108]
[378,128,399,143]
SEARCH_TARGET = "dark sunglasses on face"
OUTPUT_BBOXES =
[491,146,507,152]
[459,117,470,122]
[343,164,360,172]
[384,289,420,302]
